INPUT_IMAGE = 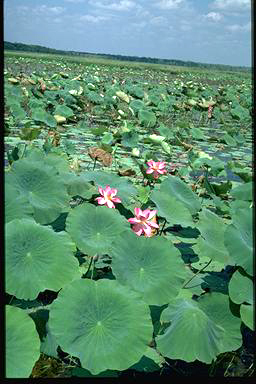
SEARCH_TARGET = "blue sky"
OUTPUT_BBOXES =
[4,0,251,66]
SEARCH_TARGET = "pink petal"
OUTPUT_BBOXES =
[128,217,141,224]
[98,187,104,196]
[106,200,115,208]
[134,207,142,218]
[146,169,154,174]
[158,162,166,169]
[132,223,144,236]
[105,185,112,194]
[112,197,122,203]
[96,197,106,205]
[157,169,167,174]
[147,160,154,167]
[147,210,157,220]
[148,220,159,229]
[110,188,118,196]
[143,224,152,237]
[142,209,151,219]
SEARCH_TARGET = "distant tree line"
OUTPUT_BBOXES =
[4,41,250,72]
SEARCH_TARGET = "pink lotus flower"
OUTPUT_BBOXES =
[95,185,122,209]
[128,208,159,237]
[146,160,167,179]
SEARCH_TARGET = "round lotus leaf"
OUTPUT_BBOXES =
[228,269,253,305]
[240,304,254,330]
[5,183,33,223]
[160,176,201,215]
[6,305,40,378]
[151,190,194,227]
[156,293,242,364]
[49,279,153,375]
[110,232,187,305]
[66,203,130,256]
[230,182,252,201]
[6,218,80,300]
[192,208,231,264]
[138,109,156,128]
[25,148,70,174]
[224,208,253,275]
[5,158,69,224]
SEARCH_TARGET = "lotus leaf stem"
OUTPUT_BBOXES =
[182,258,212,289]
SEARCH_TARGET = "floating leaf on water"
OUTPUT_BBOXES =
[6,305,41,378]
[6,218,80,300]
[156,293,242,363]
[116,91,130,103]
[110,232,187,305]
[54,114,67,124]
[49,279,153,375]
[8,77,19,84]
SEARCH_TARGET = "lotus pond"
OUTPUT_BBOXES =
[4,52,253,378]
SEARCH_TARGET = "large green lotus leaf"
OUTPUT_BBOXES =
[49,279,153,375]
[31,107,56,128]
[110,232,187,305]
[62,172,97,199]
[5,158,69,224]
[138,109,156,127]
[151,190,195,228]
[54,104,74,118]
[5,183,34,223]
[224,208,253,275]
[192,208,231,264]
[24,147,70,174]
[6,305,40,378]
[6,219,80,300]
[130,99,145,113]
[198,293,242,352]
[230,181,252,201]
[78,171,137,206]
[156,293,242,364]
[240,304,254,330]
[228,269,253,305]
[160,176,201,215]
[66,203,130,256]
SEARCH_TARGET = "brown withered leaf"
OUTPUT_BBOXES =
[88,147,112,167]
[48,131,60,147]
[118,168,136,177]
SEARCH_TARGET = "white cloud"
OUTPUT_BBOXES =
[211,0,250,10]
[52,18,62,23]
[154,0,184,10]
[90,1,136,11]
[204,12,223,22]
[226,21,251,32]
[180,21,192,31]
[17,6,29,12]
[64,0,85,3]
[80,14,108,22]
[131,21,147,29]
[150,16,167,25]
[135,5,151,18]
[33,5,66,15]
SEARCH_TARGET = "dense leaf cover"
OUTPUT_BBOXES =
[4,53,253,378]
